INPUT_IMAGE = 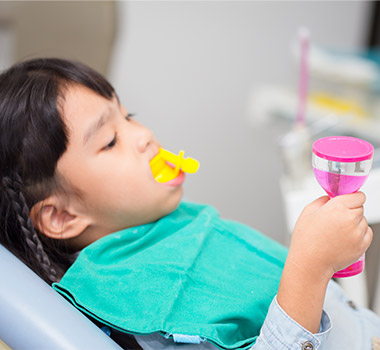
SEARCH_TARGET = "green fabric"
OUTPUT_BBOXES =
[53,202,287,350]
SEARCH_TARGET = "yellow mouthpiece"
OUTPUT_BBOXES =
[150,148,200,183]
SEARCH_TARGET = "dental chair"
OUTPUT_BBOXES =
[0,244,122,350]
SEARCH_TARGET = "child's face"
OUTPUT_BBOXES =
[56,84,184,243]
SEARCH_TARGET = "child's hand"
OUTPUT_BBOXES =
[278,192,372,333]
[288,192,373,280]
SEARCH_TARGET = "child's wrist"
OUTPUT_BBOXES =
[278,257,331,334]
[285,253,334,285]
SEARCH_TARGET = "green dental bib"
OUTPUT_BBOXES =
[53,202,287,350]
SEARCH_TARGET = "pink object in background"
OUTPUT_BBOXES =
[312,136,374,278]
[295,28,310,127]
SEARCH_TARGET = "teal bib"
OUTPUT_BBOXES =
[53,202,287,350]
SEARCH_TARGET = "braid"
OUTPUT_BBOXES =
[2,175,58,284]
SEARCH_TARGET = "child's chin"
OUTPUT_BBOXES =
[164,192,183,215]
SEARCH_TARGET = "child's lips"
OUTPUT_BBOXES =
[164,171,185,186]
[154,160,185,186]
[149,155,185,186]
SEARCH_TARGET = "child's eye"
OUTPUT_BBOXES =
[103,134,118,150]
[126,113,135,121]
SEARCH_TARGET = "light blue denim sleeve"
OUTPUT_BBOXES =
[136,295,332,350]
[251,295,332,350]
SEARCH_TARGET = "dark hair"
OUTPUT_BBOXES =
[0,58,115,284]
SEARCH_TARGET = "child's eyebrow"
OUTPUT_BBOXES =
[83,106,112,145]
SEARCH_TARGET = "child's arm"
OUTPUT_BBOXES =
[277,192,373,333]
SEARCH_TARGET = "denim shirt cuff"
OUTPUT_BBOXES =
[253,295,332,349]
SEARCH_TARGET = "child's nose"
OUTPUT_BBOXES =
[136,127,155,153]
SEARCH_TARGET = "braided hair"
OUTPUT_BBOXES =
[0,58,114,284]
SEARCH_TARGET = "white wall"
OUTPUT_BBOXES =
[109,1,370,243]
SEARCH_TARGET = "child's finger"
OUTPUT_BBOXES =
[351,206,364,222]
[358,215,369,232]
[354,215,373,251]
[362,224,373,252]
[334,192,366,209]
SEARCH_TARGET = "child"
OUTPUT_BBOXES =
[0,58,379,350]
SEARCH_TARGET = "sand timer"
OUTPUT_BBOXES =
[312,136,374,278]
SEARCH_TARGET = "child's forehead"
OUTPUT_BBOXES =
[63,83,115,103]
[61,84,118,122]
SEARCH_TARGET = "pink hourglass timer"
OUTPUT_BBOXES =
[312,136,374,278]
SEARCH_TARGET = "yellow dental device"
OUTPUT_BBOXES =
[150,148,200,183]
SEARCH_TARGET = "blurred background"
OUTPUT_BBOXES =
[1,0,380,310]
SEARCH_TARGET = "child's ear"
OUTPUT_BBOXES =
[30,195,90,240]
